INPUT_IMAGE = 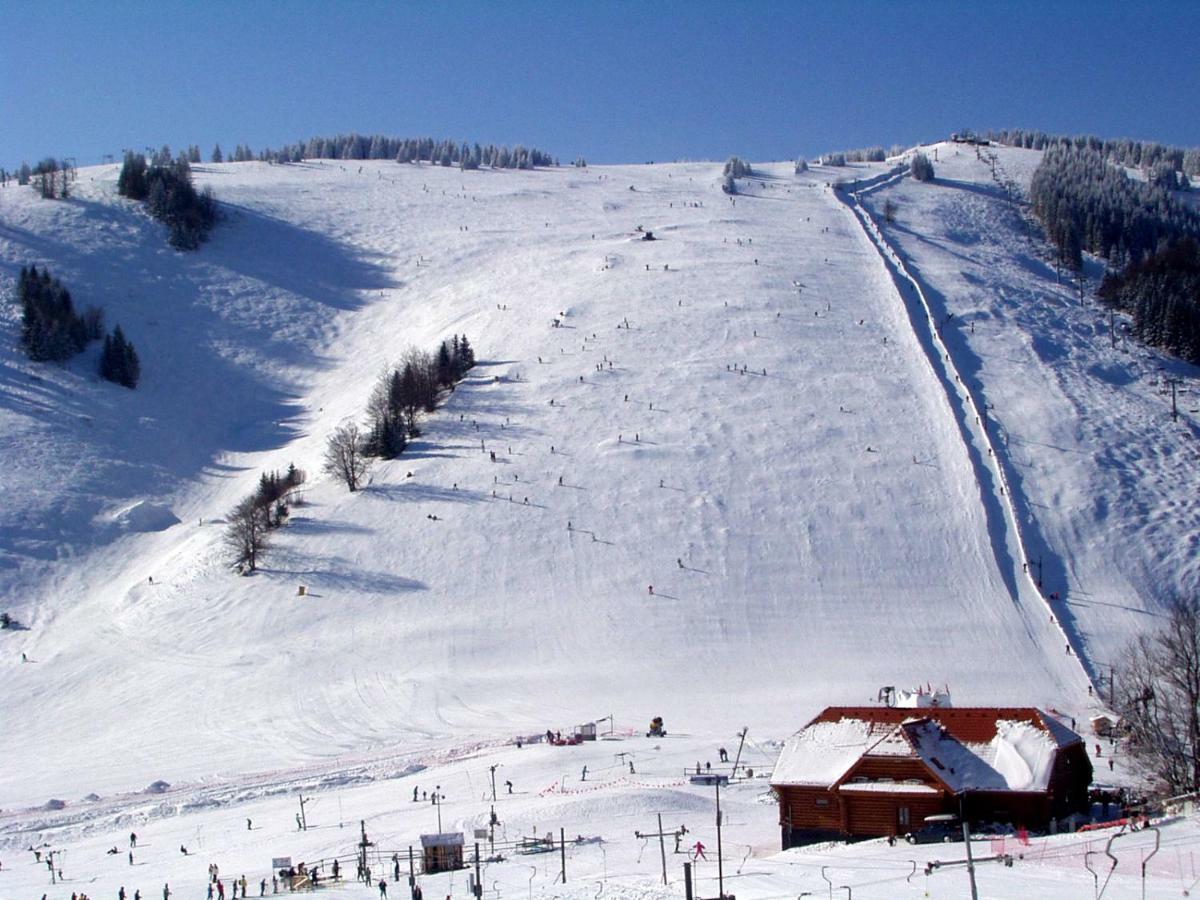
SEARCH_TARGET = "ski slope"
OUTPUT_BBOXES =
[857,144,1200,672]
[1,145,1195,898]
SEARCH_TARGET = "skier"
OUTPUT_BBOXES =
[505,780,513,794]
[378,879,387,898]
[246,818,252,831]
[581,766,588,781]
[413,785,419,802]
[120,887,127,900]
[677,558,683,569]
[719,747,728,763]
[163,886,171,900]
[130,833,137,848]
[259,880,266,898]
[648,585,654,596]
[692,841,706,861]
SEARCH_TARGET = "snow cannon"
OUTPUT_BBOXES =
[647,716,666,737]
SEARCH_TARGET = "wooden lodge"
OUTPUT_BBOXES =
[770,706,1092,848]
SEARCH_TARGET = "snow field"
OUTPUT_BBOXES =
[0,155,1111,808]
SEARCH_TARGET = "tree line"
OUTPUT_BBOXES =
[118,152,217,250]
[817,145,906,167]
[1030,144,1200,362]
[1099,238,1200,363]
[324,335,476,492]
[986,128,1200,181]
[249,134,554,170]
[1031,144,1199,270]
[225,464,307,573]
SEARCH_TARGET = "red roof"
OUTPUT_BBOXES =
[812,706,1080,748]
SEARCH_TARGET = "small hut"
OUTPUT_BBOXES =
[420,832,464,874]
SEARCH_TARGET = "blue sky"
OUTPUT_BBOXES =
[2,0,1198,167]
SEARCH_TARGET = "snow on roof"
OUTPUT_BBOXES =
[906,718,1058,792]
[771,718,893,786]
[420,832,465,847]
[773,707,1069,793]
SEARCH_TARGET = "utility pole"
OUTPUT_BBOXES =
[715,780,726,899]
[961,800,979,900]
[559,827,567,884]
[298,793,309,831]
[489,764,499,802]
[407,846,415,900]
[730,727,749,777]
[653,813,671,885]
[434,791,442,833]
[473,842,482,898]
[1166,378,1180,422]
[635,817,689,882]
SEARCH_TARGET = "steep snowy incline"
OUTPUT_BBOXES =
[2,158,1089,806]
[860,143,1200,674]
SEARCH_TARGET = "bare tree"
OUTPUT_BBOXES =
[1117,598,1200,794]
[225,496,269,572]
[324,422,371,492]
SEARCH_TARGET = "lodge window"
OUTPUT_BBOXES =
[898,806,910,827]
[815,797,830,807]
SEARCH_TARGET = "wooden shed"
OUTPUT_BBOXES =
[420,832,464,874]
[770,706,1092,848]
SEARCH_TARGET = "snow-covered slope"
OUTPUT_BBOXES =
[858,143,1200,672]
[0,146,1187,822]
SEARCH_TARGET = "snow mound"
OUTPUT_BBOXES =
[110,501,181,533]
[143,779,171,794]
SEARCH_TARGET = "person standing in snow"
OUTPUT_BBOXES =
[581,766,588,781]
[378,879,387,898]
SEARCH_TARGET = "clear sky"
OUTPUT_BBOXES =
[3,0,1198,168]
